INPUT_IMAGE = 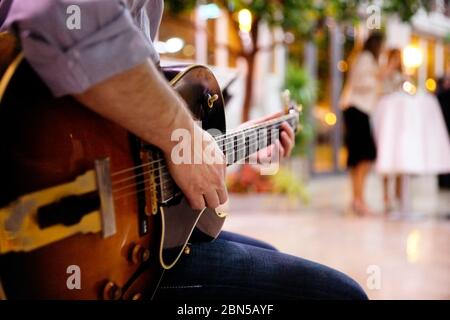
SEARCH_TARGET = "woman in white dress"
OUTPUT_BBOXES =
[373,51,450,214]
[374,49,404,212]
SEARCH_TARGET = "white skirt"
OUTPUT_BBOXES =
[373,91,450,175]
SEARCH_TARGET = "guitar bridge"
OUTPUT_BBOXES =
[95,158,116,238]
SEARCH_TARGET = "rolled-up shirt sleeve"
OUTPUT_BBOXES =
[2,0,158,96]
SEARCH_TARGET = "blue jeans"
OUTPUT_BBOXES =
[155,231,368,300]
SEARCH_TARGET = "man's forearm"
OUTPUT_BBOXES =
[74,60,194,154]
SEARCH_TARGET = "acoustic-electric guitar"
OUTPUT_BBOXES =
[0,37,300,299]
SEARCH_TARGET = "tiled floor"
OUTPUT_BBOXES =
[222,174,450,299]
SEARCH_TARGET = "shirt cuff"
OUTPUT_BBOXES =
[20,7,158,97]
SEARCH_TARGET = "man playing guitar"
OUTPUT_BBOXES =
[0,0,367,300]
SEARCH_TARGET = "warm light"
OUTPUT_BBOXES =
[425,78,437,92]
[182,44,196,57]
[406,229,421,263]
[165,37,185,53]
[402,81,417,95]
[402,45,423,70]
[337,60,348,72]
[324,112,337,126]
[238,9,252,33]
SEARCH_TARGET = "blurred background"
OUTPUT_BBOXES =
[157,1,450,299]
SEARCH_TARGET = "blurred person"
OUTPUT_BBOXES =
[374,64,450,214]
[340,32,386,216]
[436,74,450,189]
[373,49,405,213]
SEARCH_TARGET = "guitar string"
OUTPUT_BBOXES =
[110,116,295,178]
[110,116,296,177]
[113,143,262,195]
[113,171,171,194]
[111,127,292,193]
[110,127,264,181]
[110,128,270,186]
[110,118,297,186]
[111,116,296,184]
[111,130,261,186]
[112,133,285,196]
[113,141,284,202]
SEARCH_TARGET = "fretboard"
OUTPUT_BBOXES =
[153,112,298,203]
[215,114,298,166]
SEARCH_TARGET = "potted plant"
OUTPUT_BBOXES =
[283,60,317,183]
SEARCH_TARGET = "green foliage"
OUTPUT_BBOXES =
[444,33,450,44]
[382,0,431,22]
[165,0,428,37]
[271,167,309,204]
[226,164,309,204]
[164,0,197,15]
[284,61,316,156]
[285,61,316,109]
[165,0,361,38]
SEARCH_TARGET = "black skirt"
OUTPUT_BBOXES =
[343,106,377,168]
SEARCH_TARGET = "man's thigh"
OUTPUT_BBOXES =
[217,231,278,251]
[154,234,367,300]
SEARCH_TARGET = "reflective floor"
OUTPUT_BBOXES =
[223,174,450,299]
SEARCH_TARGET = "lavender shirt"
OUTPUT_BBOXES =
[0,0,163,96]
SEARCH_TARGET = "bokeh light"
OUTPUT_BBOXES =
[425,78,437,92]
[337,60,348,72]
[324,112,337,126]
[403,81,417,95]
[238,9,252,33]
[402,45,423,70]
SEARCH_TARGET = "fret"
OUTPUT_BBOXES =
[233,135,238,161]
[248,129,258,159]
[215,113,298,166]
[270,125,279,149]
[226,136,234,165]
[258,128,267,151]
[218,137,225,158]
[245,135,250,159]
[234,132,245,163]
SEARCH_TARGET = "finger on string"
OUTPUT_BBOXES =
[113,135,264,190]
[280,131,291,157]
[280,121,295,141]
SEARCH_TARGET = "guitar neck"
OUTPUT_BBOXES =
[215,113,298,166]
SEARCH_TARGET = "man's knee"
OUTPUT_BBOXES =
[344,277,368,300]
[299,259,368,300]
[331,270,368,300]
